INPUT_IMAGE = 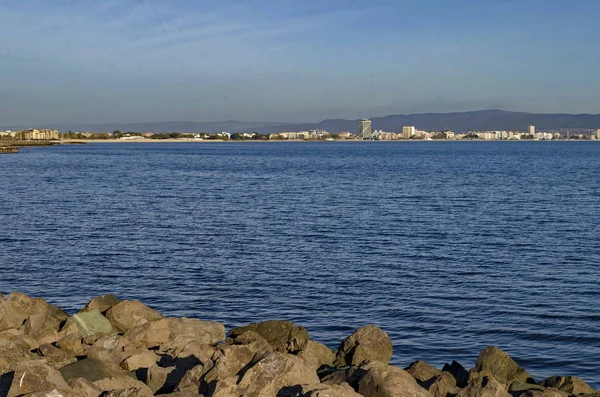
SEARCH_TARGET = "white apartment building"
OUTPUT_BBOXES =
[402,126,416,139]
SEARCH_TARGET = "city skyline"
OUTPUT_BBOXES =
[2,1,600,125]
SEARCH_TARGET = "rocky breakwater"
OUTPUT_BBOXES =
[0,293,598,397]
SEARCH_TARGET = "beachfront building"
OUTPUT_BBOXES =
[359,119,372,140]
[528,125,536,136]
[402,126,416,139]
[17,129,60,140]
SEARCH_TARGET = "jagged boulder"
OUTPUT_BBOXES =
[284,383,364,397]
[229,320,309,353]
[105,300,163,333]
[235,352,320,396]
[81,295,120,314]
[20,313,62,345]
[297,340,335,370]
[59,358,130,383]
[457,375,511,397]
[539,376,597,396]
[124,318,225,349]
[336,325,393,366]
[474,346,534,386]
[518,391,569,397]
[92,377,153,397]
[0,294,20,332]
[64,310,116,339]
[423,373,460,397]
[120,349,160,371]
[5,293,69,327]
[0,339,38,374]
[56,334,85,357]
[68,378,104,397]
[145,365,176,394]
[358,363,432,397]
[406,360,444,384]
[7,360,71,397]
[38,344,78,368]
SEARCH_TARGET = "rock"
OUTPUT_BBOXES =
[336,325,393,366]
[7,360,71,397]
[518,391,569,397]
[297,383,364,397]
[56,334,85,357]
[423,373,460,397]
[235,352,320,396]
[81,295,120,314]
[0,329,39,351]
[64,310,116,339]
[171,341,215,363]
[229,320,310,353]
[102,387,153,397]
[0,295,20,332]
[406,360,444,384]
[59,359,129,383]
[38,344,78,368]
[457,375,511,397]
[297,340,335,370]
[474,346,534,386]
[67,378,104,397]
[20,314,62,345]
[124,318,225,349]
[105,301,163,333]
[358,363,432,397]
[5,293,68,327]
[0,340,38,374]
[145,365,176,394]
[442,360,469,388]
[120,350,160,372]
[321,366,368,391]
[539,376,597,396]
[19,389,77,397]
[92,377,153,397]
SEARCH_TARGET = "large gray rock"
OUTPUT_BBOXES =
[539,376,597,396]
[288,383,364,397]
[457,375,511,397]
[68,378,104,397]
[336,325,393,366]
[124,318,225,349]
[229,320,310,354]
[406,360,444,384]
[297,340,335,370]
[120,349,160,371]
[59,359,130,383]
[105,301,163,333]
[7,360,71,397]
[358,363,432,397]
[6,293,68,323]
[20,313,62,345]
[474,346,534,386]
[81,295,121,315]
[64,310,116,339]
[422,373,460,397]
[0,339,38,374]
[235,352,320,396]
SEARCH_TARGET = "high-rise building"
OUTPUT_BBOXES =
[359,119,372,140]
[528,125,536,136]
[403,126,416,139]
[596,129,600,140]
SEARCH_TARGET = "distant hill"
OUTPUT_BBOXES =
[4,109,600,133]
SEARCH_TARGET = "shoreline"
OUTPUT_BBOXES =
[0,292,597,397]
[62,139,599,144]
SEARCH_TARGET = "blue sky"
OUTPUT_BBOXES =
[1,0,600,124]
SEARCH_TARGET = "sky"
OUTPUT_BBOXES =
[1,0,600,125]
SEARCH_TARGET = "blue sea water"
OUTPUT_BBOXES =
[0,141,599,387]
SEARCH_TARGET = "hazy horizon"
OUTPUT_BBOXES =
[2,0,600,125]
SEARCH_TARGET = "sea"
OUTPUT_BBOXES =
[1,141,599,387]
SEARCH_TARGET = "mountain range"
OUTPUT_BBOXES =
[4,109,600,134]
